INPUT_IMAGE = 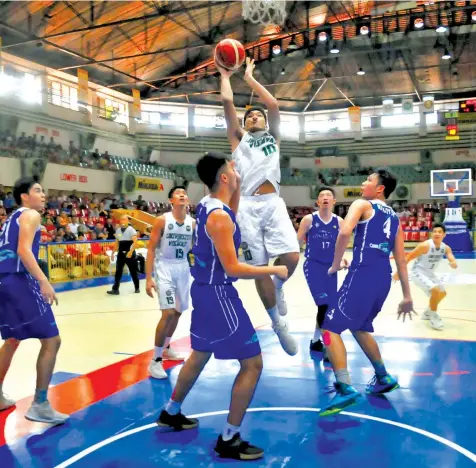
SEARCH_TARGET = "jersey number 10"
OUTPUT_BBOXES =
[262,144,277,157]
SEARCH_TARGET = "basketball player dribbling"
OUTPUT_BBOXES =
[157,153,287,460]
[0,177,68,424]
[146,186,194,379]
[297,187,347,356]
[393,224,457,330]
[319,169,416,416]
[217,57,299,356]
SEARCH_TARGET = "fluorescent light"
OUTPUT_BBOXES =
[330,43,339,53]
[436,25,447,33]
[357,68,365,75]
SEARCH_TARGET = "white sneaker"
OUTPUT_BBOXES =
[429,313,444,330]
[149,359,168,379]
[275,287,288,317]
[25,401,69,424]
[0,394,15,411]
[272,320,298,356]
[421,309,430,321]
[163,347,184,361]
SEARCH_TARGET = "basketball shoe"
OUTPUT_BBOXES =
[272,320,298,355]
[422,308,444,330]
[366,374,399,395]
[319,382,363,417]
[25,402,69,424]
[156,410,198,430]
[149,358,167,379]
[163,346,185,361]
[0,394,15,411]
[215,433,264,460]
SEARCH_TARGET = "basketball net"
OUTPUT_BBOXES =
[242,0,287,25]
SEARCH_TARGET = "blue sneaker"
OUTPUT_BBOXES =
[366,374,399,395]
[319,382,363,417]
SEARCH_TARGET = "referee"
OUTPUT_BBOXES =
[107,215,140,295]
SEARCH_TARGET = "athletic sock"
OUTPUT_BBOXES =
[222,422,240,442]
[273,276,285,290]
[334,369,351,386]
[165,398,182,416]
[266,305,282,325]
[34,388,48,404]
[164,337,171,349]
[312,329,322,344]
[372,360,388,378]
[154,346,163,360]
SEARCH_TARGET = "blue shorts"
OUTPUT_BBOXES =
[322,267,391,335]
[0,273,59,341]
[303,259,337,306]
[190,282,261,360]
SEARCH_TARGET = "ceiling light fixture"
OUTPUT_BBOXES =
[414,18,424,29]
[357,67,365,75]
[330,43,339,54]
[436,25,447,33]
[318,32,327,42]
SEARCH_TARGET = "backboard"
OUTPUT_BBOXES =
[430,168,472,198]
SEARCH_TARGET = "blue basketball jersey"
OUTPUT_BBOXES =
[351,200,399,271]
[305,212,339,265]
[0,208,40,274]
[191,197,240,285]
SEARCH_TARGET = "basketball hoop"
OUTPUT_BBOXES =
[447,187,456,202]
[242,0,287,26]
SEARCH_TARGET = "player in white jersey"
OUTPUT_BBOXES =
[218,57,299,356]
[146,186,195,379]
[393,223,457,330]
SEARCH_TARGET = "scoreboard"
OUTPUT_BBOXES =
[458,99,476,122]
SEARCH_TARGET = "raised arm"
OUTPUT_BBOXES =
[207,210,286,280]
[243,57,280,143]
[218,65,244,151]
[145,215,165,298]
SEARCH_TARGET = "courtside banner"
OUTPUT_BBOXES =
[344,187,362,198]
[122,173,164,193]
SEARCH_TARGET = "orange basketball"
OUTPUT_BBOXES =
[215,39,246,71]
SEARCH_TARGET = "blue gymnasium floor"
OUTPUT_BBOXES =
[0,331,475,468]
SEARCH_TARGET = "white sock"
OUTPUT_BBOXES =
[154,346,163,360]
[273,276,285,290]
[266,305,282,325]
[312,329,322,343]
[164,337,171,348]
[222,422,240,442]
[165,398,182,415]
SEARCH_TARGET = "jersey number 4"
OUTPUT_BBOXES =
[383,218,392,239]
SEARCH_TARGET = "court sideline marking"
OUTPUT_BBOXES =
[53,407,476,467]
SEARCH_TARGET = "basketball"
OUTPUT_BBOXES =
[215,39,246,70]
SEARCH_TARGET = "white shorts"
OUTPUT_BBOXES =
[411,268,445,296]
[237,193,299,266]
[155,261,191,312]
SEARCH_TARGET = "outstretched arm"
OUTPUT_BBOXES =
[393,241,429,280]
[218,65,244,151]
[243,58,280,143]
[207,210,286,280]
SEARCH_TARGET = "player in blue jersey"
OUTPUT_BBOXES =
[0,177,68,424]
[319,169,415,417]
[156,153,287,461]
[297,187,347,356]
